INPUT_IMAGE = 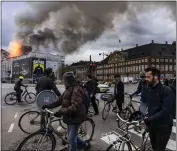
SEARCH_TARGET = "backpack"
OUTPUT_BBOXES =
[161,85,176,119]
[71,86,91,110]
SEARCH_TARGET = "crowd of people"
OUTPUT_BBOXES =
[14,67,176,151]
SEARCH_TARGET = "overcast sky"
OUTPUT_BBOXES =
[2,2,176,65]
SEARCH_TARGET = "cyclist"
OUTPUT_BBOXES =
[14,76,28,103]
[84,74,99,115]
[42,72,91,151]
[113,74,124,113]
[35,68,61,97]
[130,71,148,115]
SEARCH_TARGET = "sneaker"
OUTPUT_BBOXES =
[112,107,117,112]
[94,113,99,116]
[85,142,91,150]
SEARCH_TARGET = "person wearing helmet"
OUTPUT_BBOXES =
[35,68,61,97]
[130,71,148,114]
[42,72,90,151]
[14,76,27,103]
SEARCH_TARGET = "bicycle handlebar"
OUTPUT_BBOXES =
[116,113,141,127]
[44,108,54,115]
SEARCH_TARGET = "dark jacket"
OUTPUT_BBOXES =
[114,80,124,103]
[84,79,97,96]
[132,80,148,103]
[46,84,86,124]
[14,80,25,90]
[35,75,61,97]
[147,82,174,127]
[163,79,169,86]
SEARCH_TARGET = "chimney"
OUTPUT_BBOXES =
[165,41,168,44]
[136,44,138,47]
[152,40,154,43]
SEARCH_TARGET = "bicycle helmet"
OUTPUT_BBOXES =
[19,76,24,80]
[44,68,53,76]
[140,71,145,78]
[62,72,76,85]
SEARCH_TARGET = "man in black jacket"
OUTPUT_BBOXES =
[144,67,174,151]
[84,74,99,115]
[113,74,124,113]
[35,68,61,97]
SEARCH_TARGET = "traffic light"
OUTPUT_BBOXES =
[87,63,97,71]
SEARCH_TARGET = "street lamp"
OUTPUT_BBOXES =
[99,53,109,81]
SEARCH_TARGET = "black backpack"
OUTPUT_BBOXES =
[161,85,176,119]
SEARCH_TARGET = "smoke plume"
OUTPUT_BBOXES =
[13,1,176,54]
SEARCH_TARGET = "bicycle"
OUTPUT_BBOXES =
[101,93,119,120]
[18,110,67,134]
[101,112,152,151]
[4,86,36,105]
[17,108,95,151]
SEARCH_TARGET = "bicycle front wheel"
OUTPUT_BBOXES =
[78,118,95,142]
[106,141,132,151]
[102,102,111,120]
[4,93,17,105]
[25,92,36,104]
[18,111,41,134]
[16,131,56,151]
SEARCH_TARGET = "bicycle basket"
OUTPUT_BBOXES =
[36,90,57,109]
[100,93,114,102]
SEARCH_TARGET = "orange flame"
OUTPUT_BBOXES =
[8,40,23,58]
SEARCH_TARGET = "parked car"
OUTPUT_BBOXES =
[97,84,110,93]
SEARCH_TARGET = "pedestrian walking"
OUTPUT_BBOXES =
[144,67,175,151]
[113,74,124,113]
[42,72,90,151]
[84,74,99,115]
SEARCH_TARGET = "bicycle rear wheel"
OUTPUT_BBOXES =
[16,131,56,151]
[142,133,153,151]
[78,118,95,142]
[18,111,41,134]
[106,141,132,151]
[102,102,111,120]
[25,92,36,104]
[4,93,17,105]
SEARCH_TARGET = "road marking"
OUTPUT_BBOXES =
[14,112,18,118]
[8,123,14,133]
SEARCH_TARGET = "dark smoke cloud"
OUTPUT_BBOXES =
[14,1,176,54]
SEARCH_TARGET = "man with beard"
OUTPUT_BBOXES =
[144,67,174,151]
[130,71,148,115]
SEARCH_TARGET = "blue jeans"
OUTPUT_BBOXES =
[140,101,147,115]
[68,124,86,151]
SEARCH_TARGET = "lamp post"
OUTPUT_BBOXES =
[99,53,109,81]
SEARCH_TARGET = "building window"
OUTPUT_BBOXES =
[142,59,144,63]
[151,58,155,62]
[169,65,173,71]
[156,59,159,62]
[160,59,164,62]
[156,65,159,69]
[169,59,172,62]
[139,60,141,63]
[136,60,138,63]
[160,65,164,71]
[145,59,148,62]
[145,65,147,69]
[165,59,168,63]
[151,64,155,67]
[141,65,145,70]
[165,65,168,71]
[139,66,141,71]
[174,65,176,71]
